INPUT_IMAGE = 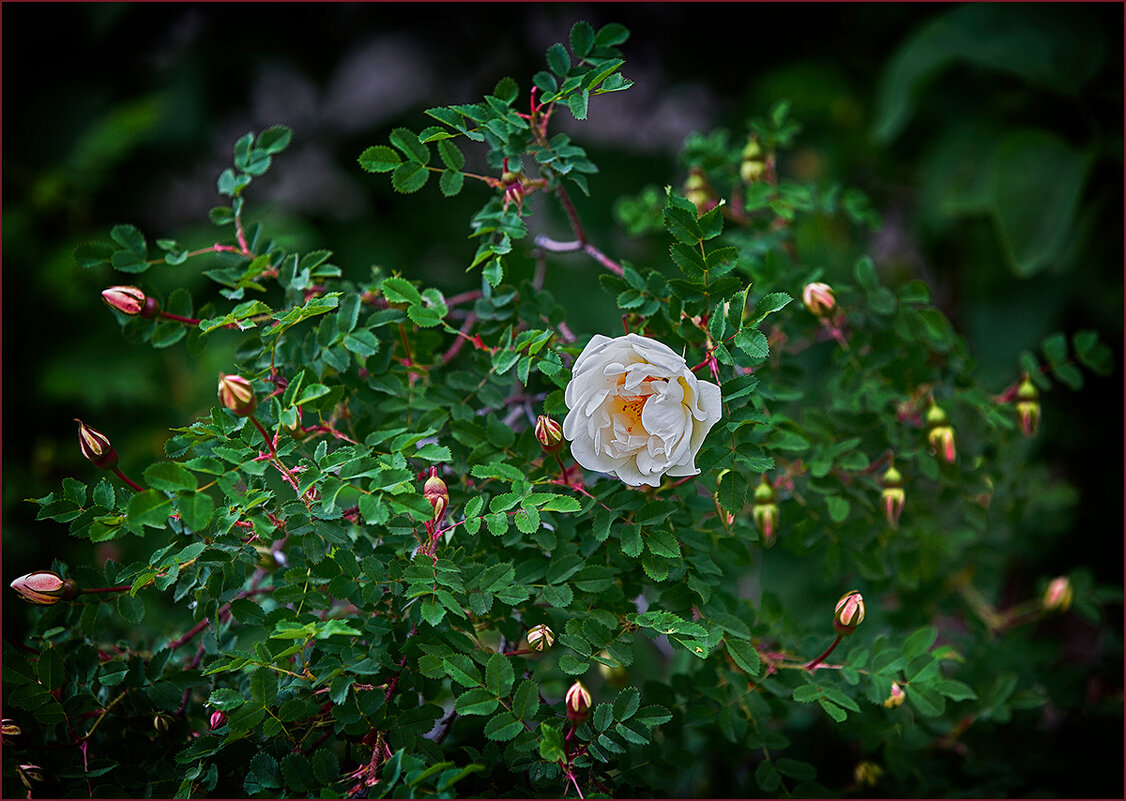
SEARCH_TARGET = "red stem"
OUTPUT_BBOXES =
[159,311,202,326]
[805,633,843,671]
[79,585,133,595]
[112,467,144,493]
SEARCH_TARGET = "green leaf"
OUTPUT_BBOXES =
[570,21,596,57]
[257,125,292,154]
[825,495,850,523]
[209,688,247,711]
[439,169,464,197]
[358,145,401,173]
[388,127,430,164]
[111,223,147,257]
[902,626,938,658]
[142,462,197,492]
[485,653,514,697]
[817,698,847,722]
[391,162,429,193]
[539,722,565,761]
[177,491,213,531]
[546,43,571,76]
[483,711,522,741]
[990,130,1089,277]
[126,490,173,529]
[725,639,763,677]
[1041,332,1069,367]
[437,139,465,171]
[567,89,589,120]
[750,292,793,325]
[455,688,499,716]
[613,686,640,721]
[734,329,769,360]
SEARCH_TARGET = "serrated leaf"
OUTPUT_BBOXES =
[391,161,430,193]
[142,462,197,492]
[725,639,763,677]
[388,127,429,164]
[483,711,522,741]
[358,145,401,173]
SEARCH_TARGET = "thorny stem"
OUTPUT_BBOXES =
[112,467,144,493]
[805,633,843,671]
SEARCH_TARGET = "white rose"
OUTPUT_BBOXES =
[562,333,722,487]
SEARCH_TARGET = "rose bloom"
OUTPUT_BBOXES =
[562,333,722,487]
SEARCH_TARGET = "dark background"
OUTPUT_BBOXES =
[3,3,1122,796]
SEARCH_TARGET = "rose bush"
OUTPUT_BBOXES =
[561,333,722,487]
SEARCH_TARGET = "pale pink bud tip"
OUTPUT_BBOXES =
[11,570,79,605]
[217,374,257,417]
[565,680,592,722]
[802,282,836,317]
[834,590,866,634]
[102,285,158,318]
[76,419,119,470]
[1043,576,1073,612]
[526,623,556,652]
[534,415,564,454]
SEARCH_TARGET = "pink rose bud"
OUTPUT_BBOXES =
[883,682,906,709]
[1042,576,1073,612]
[423,467,449,524]
[834,590,866,634]
[209,710,227,730]
[76,419,119,470]
[802,282,836,317]
[925,403,956,463]
[534,415,564,454]
[217,374,257,417]
[565,680,592,723]
[102,285,159,318]
[1015,376,1041,437]
[526,623,555,652]
[880,464,905,529]
[10,570,79,605]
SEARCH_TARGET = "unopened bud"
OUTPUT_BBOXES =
[854,761,884,788]
[1015,375,1041,437]
[209,710,227,730]
[740,136,765,184]
[925,403,956,463]
[802,282,836,317]
[834,590,866,634]
[684,167,717,215]
[76,419,118,470]
[883,682,906,709]
[10,570,79,605]
[17,764,44,790]
[535,415,564,454]
[102,285,159,318]
[565,680,592,722]
[217,374,257,417]
[2,719,21,744]
[423,467,449,523]
[880,464,905,529]
[526,623,555,652]
[153,713,173,733]
[1042,576,1073,612]
[751,475,778,546]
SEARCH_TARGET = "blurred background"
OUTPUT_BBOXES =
[3,3,1121,795]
